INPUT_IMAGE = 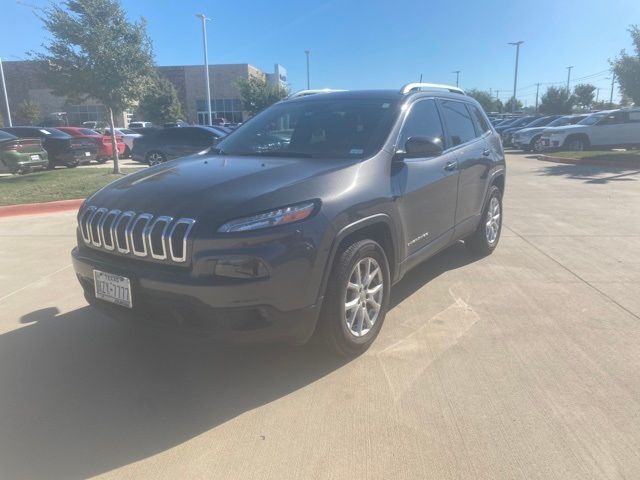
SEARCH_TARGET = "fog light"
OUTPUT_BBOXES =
[214,256,268,279]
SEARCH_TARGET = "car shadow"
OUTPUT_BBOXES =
[0,243,481,479]
[532,162,640,184]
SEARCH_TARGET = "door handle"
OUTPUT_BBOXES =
[444,161,457,171]
[482,149,491,156]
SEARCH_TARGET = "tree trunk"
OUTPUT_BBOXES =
[108,107,120,174]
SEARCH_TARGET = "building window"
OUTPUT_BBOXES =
[196,98,243,124]
[66,104,106,124]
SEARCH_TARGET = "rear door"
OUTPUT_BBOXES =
[623,110,640,146]
[590,111,627,146]
[438,100,492,225]
[392,98,459,255]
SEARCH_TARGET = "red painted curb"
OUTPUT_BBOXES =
[0,198,84,218]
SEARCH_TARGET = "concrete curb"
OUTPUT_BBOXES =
[0,198,84,218]
[534,154,640,168]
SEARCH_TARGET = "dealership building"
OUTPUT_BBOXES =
[0,60,287,126]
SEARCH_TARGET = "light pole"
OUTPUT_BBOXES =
[566,66,573,93]
[196,14,212,126]
[609,73,616,108]
[508,41,524,113]
[0,57,12,127]
[452,70,461,87]
[534,83,541,113]
[304,50,310,90]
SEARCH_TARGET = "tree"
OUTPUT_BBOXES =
[15,100,40,125]
[612,25,640,105]
[573,84,596,109]
[503,97,523,113]
[34,0,155,173]
[237,76,288,116]
[539,86,575,114]
[466,89,497,112]
[137,76,183,124]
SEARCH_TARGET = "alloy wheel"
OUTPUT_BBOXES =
[485,196,501,245]
[344,257,384,337]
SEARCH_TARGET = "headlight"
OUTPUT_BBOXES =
[217,201,316,233]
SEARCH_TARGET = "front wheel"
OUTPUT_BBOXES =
[565,136,587,151]
[532,136,544,152]
[319,239,391,356]
[465,185,503,256]
[146,151,166,166]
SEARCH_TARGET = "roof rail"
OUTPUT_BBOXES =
[287,89,347,99]
[400,82,465,95]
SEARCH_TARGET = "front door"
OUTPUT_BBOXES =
[392,98,459,256]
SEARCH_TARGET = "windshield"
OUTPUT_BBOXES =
[578,113,607,125]
[215,97,400,159]
[547,116,575,127]
[524,117,554,128]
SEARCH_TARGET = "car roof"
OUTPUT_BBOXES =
[282,88,474,105]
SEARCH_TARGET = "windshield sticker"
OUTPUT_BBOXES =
[382,103,390,108]
[39,129,52,135]
[350,148,364,155]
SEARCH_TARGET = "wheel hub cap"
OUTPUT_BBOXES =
[344,257,383,337]
[485,196,501,245]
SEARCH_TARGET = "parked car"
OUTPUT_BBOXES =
[103,127,141,157]
[72,83,505,355]
[129,121,154,129]
[0,130,49,174]
[509,115,562,151]
[499,116,542,146]
[517,114,588,152]
[538,108,640,151]
[82,121,108,130]
[57,127,125,163]
[131,125,226,165]
[162,121,189,128]
[0,126,97,168]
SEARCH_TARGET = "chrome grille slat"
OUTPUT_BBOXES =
[78,206,195,264]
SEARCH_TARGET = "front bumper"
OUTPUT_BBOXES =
[71,219,327,343]
[539,135,566,150]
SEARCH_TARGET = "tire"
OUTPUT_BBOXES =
[96,157,109,164]
[319,239,391,356]
[564,136,588,152]
[465,184,503,256]
[65,160,79,168]
[146,151,166,166]
[124,146,131,158]
[46,160,55,170]
[532,136,544,153]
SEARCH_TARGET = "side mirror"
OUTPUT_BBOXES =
[396,136,443,160]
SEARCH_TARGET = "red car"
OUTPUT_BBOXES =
[57,127,125,163]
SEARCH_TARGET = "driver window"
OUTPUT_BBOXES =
[398,99,444,151]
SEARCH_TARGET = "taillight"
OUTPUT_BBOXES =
[1,142,19,152]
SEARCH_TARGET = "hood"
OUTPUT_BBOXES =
[86,153,357,224]
[542,124,587,134]
[515,126,546,136]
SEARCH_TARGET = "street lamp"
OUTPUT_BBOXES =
[566,66,574,93]
[304,50,310,90]
[196,14,212,126]
[452,70,461,87]
[0,58,12,127]
[508,41,524,113]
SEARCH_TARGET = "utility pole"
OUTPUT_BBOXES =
[508,41,524,113]
[419,73,423,83]
[196,14,212,125]
[596,87,600,103]
[566,66,573,92]
[452,70,461,87]
[609,73,616,108]
[304,50,310,90]
[534,83,540,113]
[0,58,12,127]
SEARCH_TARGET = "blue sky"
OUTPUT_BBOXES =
[2,0,638,103]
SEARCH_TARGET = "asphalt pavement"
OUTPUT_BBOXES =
[0,153,639,479]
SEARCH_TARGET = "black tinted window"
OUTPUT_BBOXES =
[440,100,477,146]
[398,99,444,148]
[470,105,491,134]
[0,130,16,141]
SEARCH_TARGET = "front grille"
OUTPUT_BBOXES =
[79,206,196,264]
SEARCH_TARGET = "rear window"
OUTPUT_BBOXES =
[78,128,99,135]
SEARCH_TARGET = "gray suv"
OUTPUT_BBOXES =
[72,83,506,355]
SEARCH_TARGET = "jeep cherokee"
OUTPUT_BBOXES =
[71,83,506,356]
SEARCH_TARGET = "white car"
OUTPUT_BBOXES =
[104,128,141,157]
[539,108,640,151]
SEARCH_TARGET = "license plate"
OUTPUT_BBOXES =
[85,151,91,157]
[94,270,132,308]
[30,154,40,161]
